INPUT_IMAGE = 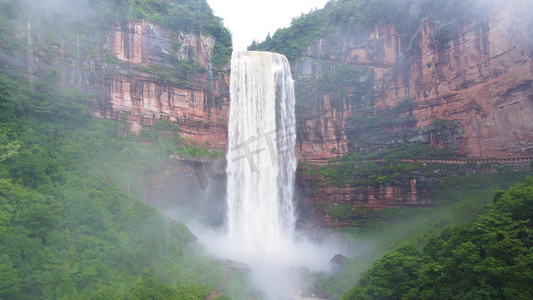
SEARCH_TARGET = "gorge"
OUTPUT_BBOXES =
[0,0,532,299]
[205,51,322,299]
[9,0,532,225]
[4,1,531,222]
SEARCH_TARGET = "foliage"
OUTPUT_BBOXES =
[0,0,22,53]
[211,40,233,67]
[352,246,425,299]
[153,119,180,132]
[342,178,533,299]
[174,137,224,159]
[4,0,232,66]
[310,143,454,186]
[249,11,323,60]
[249,0,487,60]
[0,70,224,299]
[125,0,233,66]
[315,171,532,299]
[345,100,417,141]
[134,59,207,88]
[296,63,374,107]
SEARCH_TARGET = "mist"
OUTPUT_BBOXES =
[143,151,352,298]
[18,0,101,30]
[184,210,349,299]
[2,0,531,298]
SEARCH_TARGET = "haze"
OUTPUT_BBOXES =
[207,0,330,51]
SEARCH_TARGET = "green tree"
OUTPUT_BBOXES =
[344,247,424,299]
[344,178,533,299]
[0,254,20,298]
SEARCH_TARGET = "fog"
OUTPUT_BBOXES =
[187,220,347,299]
[19,0,101,28]
[156,151,350,298]
[7,0,532,298]
[207,0,330,51]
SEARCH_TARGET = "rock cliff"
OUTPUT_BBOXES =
[99,21,230,149]
[286,0,533,224]
[294,0,533,160]
[2,0,532,227]
[2,19,230,150]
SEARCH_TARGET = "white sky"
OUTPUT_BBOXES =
[206,0,331,51]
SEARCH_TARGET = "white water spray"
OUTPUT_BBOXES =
[226,51,297,258]
[190,51,342,299]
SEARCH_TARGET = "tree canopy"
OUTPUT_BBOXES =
[0,69,224,299]
[343,177,533,299]
[249,0,487,60]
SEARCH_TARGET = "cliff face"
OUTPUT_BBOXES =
[295,0,533,160]
[2,19,230,150]
[100,21,230,149]
[98,21,230,149]
[3,1,531,227]
[290,0,533,225]
[295,171,428,228]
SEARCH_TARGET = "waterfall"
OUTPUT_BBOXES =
[27,21,33,80]
[207,62,215,108]
[191,50,340,299]
[76,35,80,83]
[226,51,297,258]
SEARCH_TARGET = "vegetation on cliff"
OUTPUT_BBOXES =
[295,62,374,106]
[249,0,486,60]
[99,0,233,67]
[300,143,455,188]
[1,0,232,68]
[341,178,533,299]
[310,171,533,299]
[0,59,224,300]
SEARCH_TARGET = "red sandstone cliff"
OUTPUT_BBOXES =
[5,1,532,226]
[295,0,533,160]
[291,0,533,224]
[100,21,230,150]
[7,20,230,151]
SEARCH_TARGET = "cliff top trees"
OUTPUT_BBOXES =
[249,0,487,60]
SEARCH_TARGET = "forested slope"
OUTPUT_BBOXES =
[0,0,230,298]
[0,61,224,300]
[343,178,533,299]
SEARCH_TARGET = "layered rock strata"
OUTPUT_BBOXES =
[292,0,533,224]
[4,20,230,150]
[295,0,533,160]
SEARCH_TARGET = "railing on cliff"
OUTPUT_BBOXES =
[175,144,216,152]
[300,156,533,166]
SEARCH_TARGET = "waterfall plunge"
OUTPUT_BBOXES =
[227,51,297,258]
[191,51,340,299]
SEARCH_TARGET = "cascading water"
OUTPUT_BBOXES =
[193,51,340,299]
[226,51,297,257]
[27,21,33,81]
